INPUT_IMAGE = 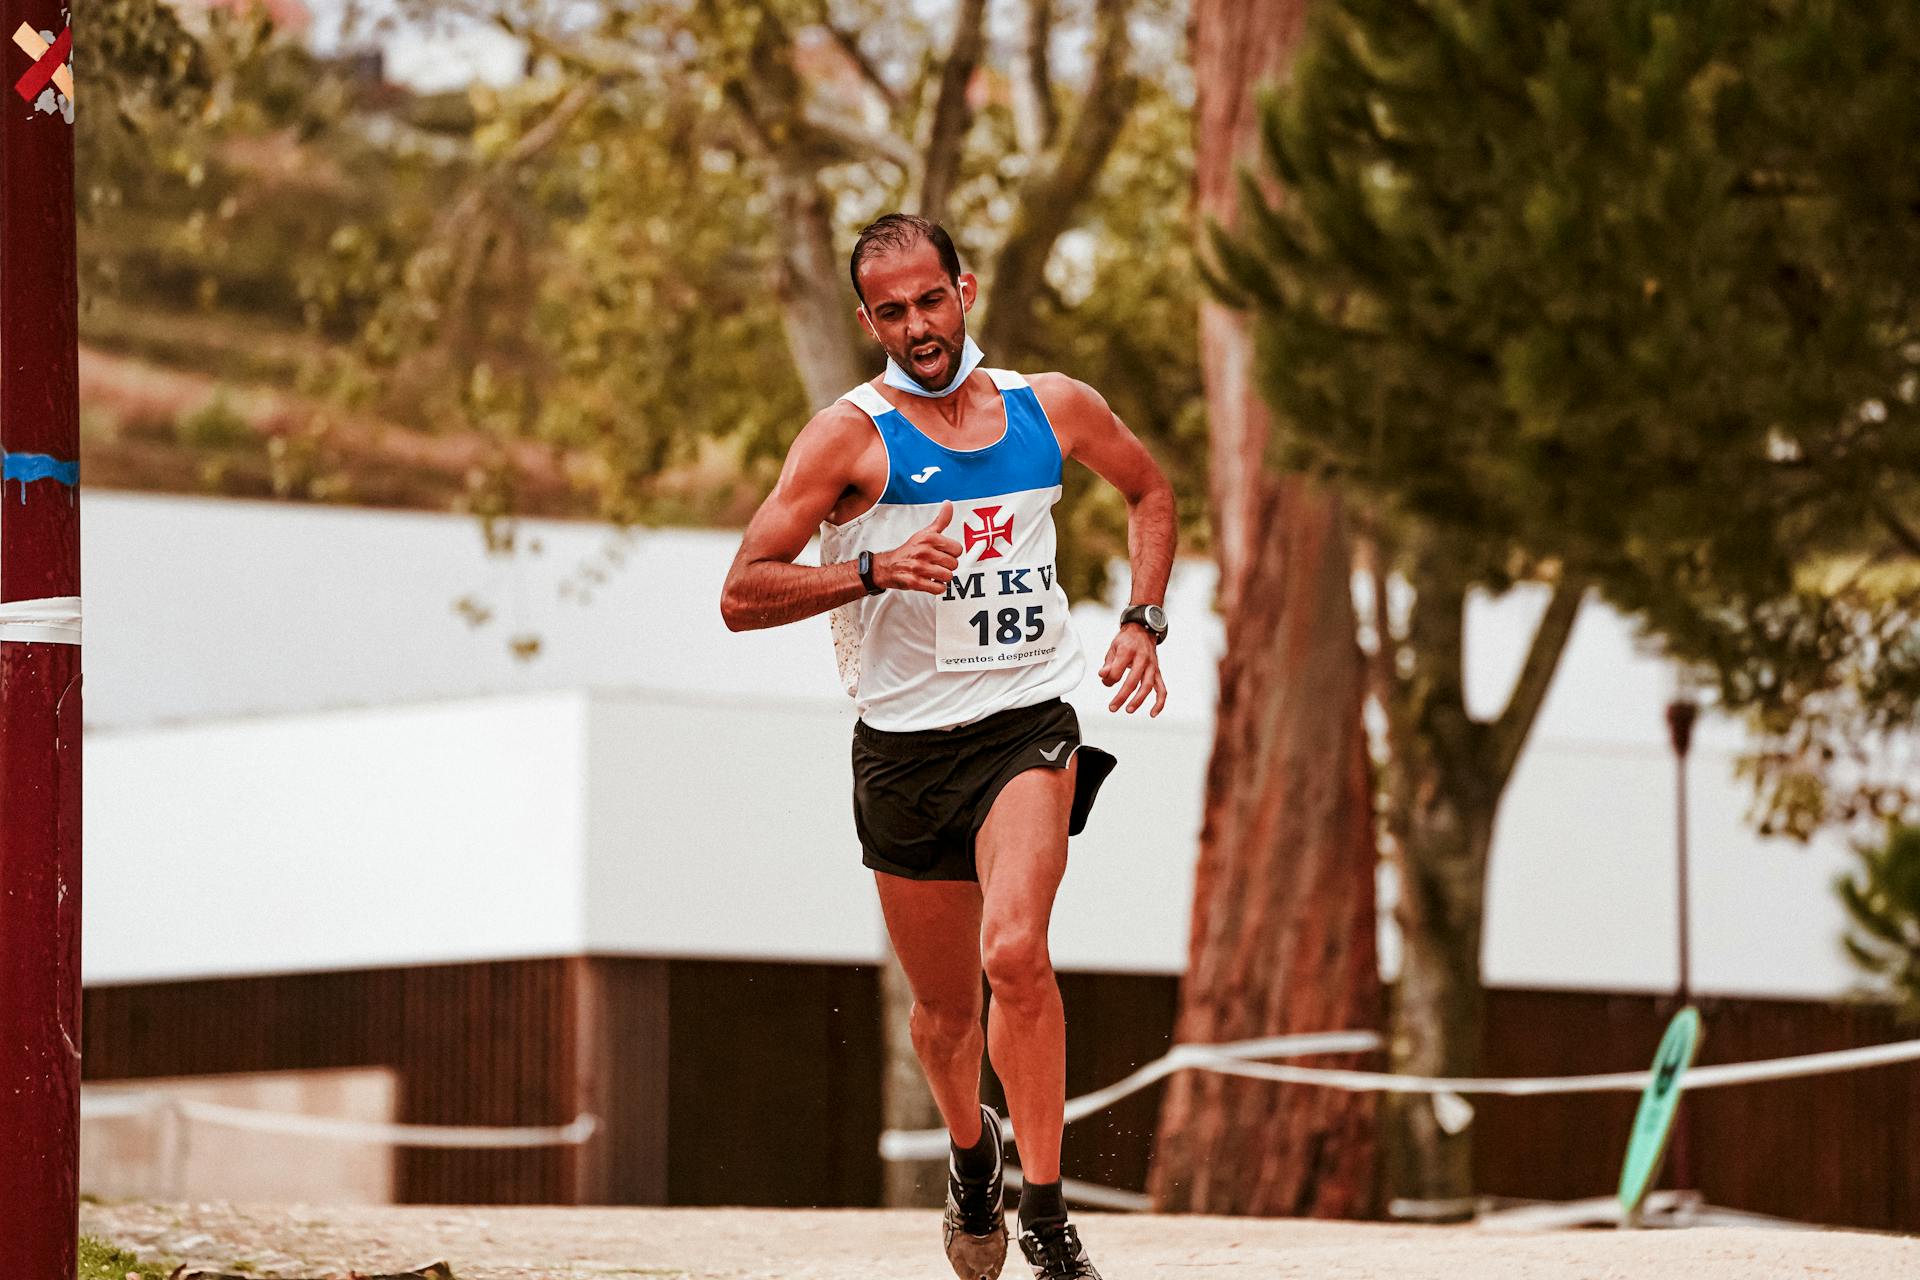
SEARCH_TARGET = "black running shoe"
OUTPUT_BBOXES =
[942,1103,1008,1280]
[1017,1220,1102,1280]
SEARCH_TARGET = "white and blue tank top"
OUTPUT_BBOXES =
[819,368,1086,731]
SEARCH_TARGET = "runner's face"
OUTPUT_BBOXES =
[855,242,976,389]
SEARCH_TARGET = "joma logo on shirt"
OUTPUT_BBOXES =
[943,565,1056,601]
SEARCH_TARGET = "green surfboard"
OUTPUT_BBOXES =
[1617,1005,1703,1224]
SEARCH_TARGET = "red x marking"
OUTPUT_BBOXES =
[13,24,69,103]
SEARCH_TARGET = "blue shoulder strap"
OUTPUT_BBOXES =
[839,376,1062,505]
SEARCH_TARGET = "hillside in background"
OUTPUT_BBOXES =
[76,39,764,528]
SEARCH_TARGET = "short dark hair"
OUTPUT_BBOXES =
[849,213,963,305]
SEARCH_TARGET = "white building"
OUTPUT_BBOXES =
[82,491,1865,999]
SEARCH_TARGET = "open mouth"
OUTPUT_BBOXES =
[910,343,947,375]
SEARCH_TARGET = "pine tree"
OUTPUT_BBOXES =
[1212,0,1920,1213]
[1838,823,1920,1019]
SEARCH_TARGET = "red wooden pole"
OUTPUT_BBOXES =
[0,3,82,1274]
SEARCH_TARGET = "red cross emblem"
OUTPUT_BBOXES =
[963,505,1015,561]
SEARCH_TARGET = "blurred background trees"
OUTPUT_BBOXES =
[78,0,1920,1223]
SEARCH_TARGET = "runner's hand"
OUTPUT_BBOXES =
[1100,623,1168,716]
[875,501,963,594]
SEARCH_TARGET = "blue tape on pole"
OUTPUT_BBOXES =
[2,451,78,488]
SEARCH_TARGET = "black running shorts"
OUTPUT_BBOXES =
[851,697,1118,882]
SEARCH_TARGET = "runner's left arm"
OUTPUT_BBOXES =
[1044,376,1176,717]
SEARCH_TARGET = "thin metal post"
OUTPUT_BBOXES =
[1663,696,1698,1195]
[0,4,82,1274]
[1666,699,1696,1005]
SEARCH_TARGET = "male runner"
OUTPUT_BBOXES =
[721,213,1175,1280]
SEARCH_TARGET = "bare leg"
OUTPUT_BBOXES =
[975,758,1076,1185]
[874,874,989,1147]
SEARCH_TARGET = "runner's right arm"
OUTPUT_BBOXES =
[721,408,962,631]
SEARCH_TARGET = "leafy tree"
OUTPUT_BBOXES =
[333,0,1204,589]
[1838,822,1920,1015]
[1838,823,1920,1019]
[335,0,1198,1204]
[1212,0,1920,1212]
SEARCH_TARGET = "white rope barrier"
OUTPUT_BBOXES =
[880,1030,1383,1162]
[80,1090,598,1148]
[880,1030,1920,1160]
[1186,1034,1920,1096]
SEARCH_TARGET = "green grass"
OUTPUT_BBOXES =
[78,1234,172,1280]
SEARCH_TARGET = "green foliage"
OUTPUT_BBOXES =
[1222,0,1920,830]
[341,0,1203,564]
[76,0,214,168]
[176,392,253,449]
[77,1234,168,1279]
[83,0,1204,584]
[80,10,457,354]
[1837,823,1920,1018]
[1029,82,1208,598]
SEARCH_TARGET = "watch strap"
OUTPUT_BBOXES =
[1120,602,1167,643]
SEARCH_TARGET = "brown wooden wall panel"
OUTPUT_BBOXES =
[662,958,882,1207]
[85,963,1920,1227]
[84,959,584,1205]
[1056,971,1181,1193]
[84,968,390,1079]
[392,958,581,1205]
[1476,988,1920,1233]
[573,956,670,1205]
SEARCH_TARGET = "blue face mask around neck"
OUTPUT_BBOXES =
[881,333,985,399]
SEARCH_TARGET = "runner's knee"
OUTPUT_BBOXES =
[982,925,1054,1001]
[911,996,981,1057]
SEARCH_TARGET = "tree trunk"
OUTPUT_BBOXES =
[1382,560,1489,1219]
[1149,479,1381,1215]
[768,161,870,410]
[1189,0,1309,615]
[1382,779,1493,1221]
[1379,561,1582,1220]
[1147,0,1380,1218]
[881,947,950,1207]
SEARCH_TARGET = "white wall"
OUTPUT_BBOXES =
[1470,586,1863,999]
[76,494,1878,998]
[83,686,1203,979]
[583,692,882,965]
[84,693,588,984]
[77,492,1220,731]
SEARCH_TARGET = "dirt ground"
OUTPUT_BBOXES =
[81,1202,1920,1279]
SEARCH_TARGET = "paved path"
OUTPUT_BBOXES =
[82,1203,1919,1279]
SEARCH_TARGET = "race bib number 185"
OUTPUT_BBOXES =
[934,563,1060,671]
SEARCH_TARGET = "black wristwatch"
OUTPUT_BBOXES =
[1120,602,1168,644]
[857,550,884,596]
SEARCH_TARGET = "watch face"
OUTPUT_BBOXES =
[1145,604,1167,632]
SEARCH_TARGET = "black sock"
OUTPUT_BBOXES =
[1019,1179,1067,1229]
[952,1114,998,1180]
